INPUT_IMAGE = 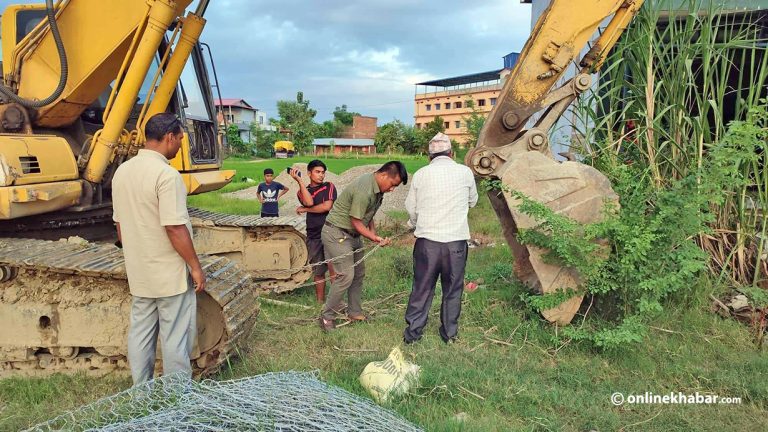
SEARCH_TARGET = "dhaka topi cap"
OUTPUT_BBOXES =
[428,132,451,154]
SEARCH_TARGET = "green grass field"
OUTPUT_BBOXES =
[187,155,430,215]
[1,156,766,431]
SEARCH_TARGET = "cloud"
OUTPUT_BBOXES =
[203,0,533,122]
[0,0,533,123]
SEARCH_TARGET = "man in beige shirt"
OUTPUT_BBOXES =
[112,112,206,384]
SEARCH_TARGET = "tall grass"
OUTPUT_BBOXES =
[573,0,768,285]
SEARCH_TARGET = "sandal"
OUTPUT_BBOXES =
[318,317,336,332]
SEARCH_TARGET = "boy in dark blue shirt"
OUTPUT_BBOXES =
[257,168,288,217]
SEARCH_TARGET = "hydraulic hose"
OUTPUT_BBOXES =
[0,0,68,108]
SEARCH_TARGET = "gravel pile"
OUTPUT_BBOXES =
[225,163,410,223]
[334,165,411,224]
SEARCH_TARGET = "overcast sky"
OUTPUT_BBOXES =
[1,0,534,123]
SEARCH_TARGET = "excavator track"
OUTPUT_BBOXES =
[188,208,312,293]
[0,207,314,294]
[0,238,259,378]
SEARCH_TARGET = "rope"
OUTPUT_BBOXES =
[256,227,413,292]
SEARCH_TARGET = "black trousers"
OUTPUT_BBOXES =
[404,238,468,343]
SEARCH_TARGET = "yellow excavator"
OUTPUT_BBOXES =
[467,0,645,325]
[0,0,310,376]
[0,0,645,376]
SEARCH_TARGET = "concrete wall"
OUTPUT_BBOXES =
[528,0,768,158]
[222,106,257,125]
[314,145,376,155]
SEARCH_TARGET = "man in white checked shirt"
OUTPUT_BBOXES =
[403,132,478,344]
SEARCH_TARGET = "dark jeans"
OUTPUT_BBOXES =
[404,238,468,343]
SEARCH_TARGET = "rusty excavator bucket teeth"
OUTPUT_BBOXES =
[188,207,312,294]
[0,238,258,377]
[490,152,617,325]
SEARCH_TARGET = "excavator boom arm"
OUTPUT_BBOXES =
[470,0,644,166]
[466,0,644,325]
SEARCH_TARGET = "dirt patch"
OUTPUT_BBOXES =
[468,233,497,248]
[226,163,411,224]
[334,164,411,224]
[1,269,127,307]
[226,163,340,203]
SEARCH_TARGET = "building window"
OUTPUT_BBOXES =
[444,103,450,109]
[444,121,450,129]
[455,121,461,128]
[478,99,486,107]
[490,98,497,106]
[426,104,432,111]
[225,114,234,123]
[415,123,421,129]
[435,103,441,110]
[454,101,462,109]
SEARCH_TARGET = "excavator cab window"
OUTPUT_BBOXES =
[174,42,218,164]
[15,10,45,43]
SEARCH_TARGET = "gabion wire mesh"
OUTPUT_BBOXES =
[25,371,423,432]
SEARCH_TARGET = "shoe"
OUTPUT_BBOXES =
[347,313,370,322]
[403,337,420,345]
[318,317,336,332]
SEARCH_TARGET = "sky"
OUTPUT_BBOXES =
[0,0,534,123]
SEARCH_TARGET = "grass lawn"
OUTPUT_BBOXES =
[187,155,430,215]
[1,157,766,431]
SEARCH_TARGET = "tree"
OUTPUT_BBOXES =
[414,116,446,153]
[463,98,486,148]
[250,122,279,157]
[332,104,360,126]
[317,119,341,138]
[314,104,360,139]
[375,120,415,153]
[226,124,250,155]
[275,91,318,152]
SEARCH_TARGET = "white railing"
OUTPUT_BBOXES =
[415,83,502,97]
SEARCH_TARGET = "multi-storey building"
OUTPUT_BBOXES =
[414,53,518,146]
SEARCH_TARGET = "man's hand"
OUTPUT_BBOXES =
[191,266,207,293]
[289,168,302,183]
[296,206,307,215]
[375,236,391,247]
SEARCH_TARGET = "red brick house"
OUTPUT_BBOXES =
[313,138,376,155]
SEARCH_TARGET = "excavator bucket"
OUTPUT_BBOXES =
[488,152,617,325]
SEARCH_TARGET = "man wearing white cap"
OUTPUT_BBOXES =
[403,132,478,344]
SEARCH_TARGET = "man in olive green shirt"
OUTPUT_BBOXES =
[319,161,408,331]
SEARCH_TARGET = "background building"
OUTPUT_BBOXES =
[215,98,275,143]
[338,116,377,139]
[414,53,519,146]
[312,115,378,155]
[312,138,376,155]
